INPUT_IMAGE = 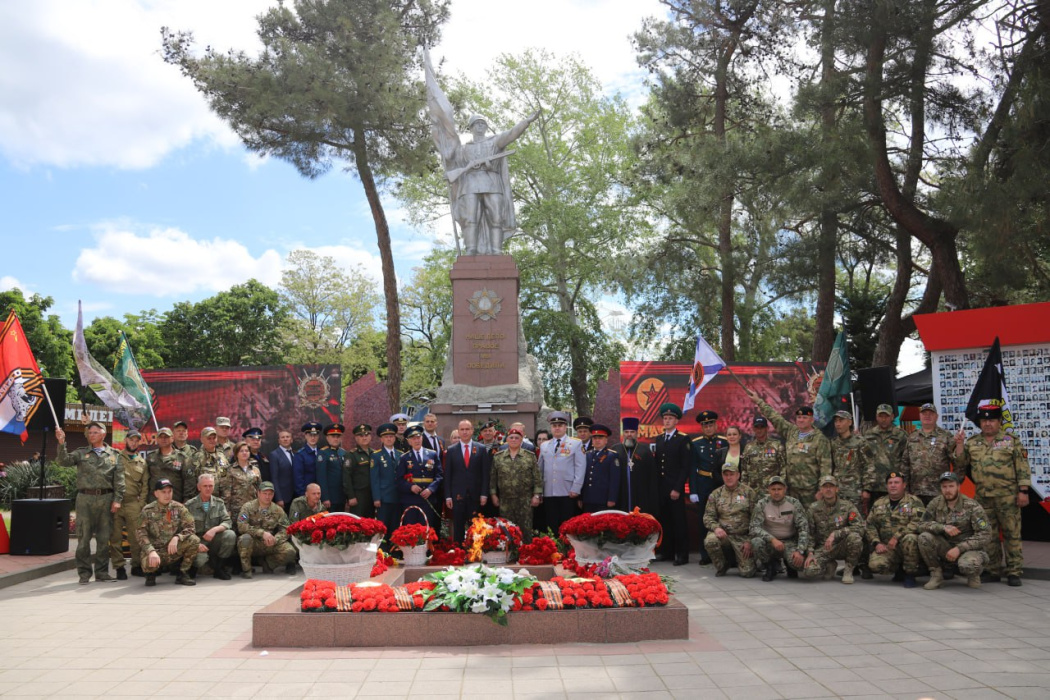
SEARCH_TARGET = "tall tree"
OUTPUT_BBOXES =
[0,289,74,389]
[162,0,450,412]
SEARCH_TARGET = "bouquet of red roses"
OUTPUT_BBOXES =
[389,523,438,548]
[286,512,386,550]
[559,510,661,547]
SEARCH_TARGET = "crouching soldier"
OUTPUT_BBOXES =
[703,462,758,577]
[136,478,200,587]
[803,475,865,584]
[750,475,811,581]
[917,472,991,590]
[236,481,297,578]
[184,473,236,580]
[866,472,925,588]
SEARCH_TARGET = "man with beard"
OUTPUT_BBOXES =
[917,472,991,589]
[612,417,658,514]
[866,472,925,588]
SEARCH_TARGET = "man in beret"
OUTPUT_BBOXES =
[901,403,955,504]
[574,416,595,453]
[865,471,925,588]
[954,405,1029,586]
[580,424,620,512]
[741,416,785,493]
[397,425,444,530]
[863,404,907,503]
[750,475,811,581]
[538,411,586,535]
[371,423,403,545]
[293,421,322,498]
[802,476,865,584]
[316,424,347,510]
[653,403,694,565]
[243,427,270,483]
[344,424,375,517]
[110,430,150,580]
[917,472,991,589]
[136,478,199,587]
[690,409,728,565]
[703,462,758,577]
[215,416,236,459]
[237,481,297,577]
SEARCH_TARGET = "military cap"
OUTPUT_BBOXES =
[721,462,739,473]
[976,404,1002,420]
[201,427,217,437]
[242,427,264,439]
[833,410,853,421]
[939,471,958,483]
[590,423,611,438]
[154,478,174,491]
[919,403,938,414]
[390,413,410,423]
[548,411,571,425]
[697,410,718,423]
[767,475,787,486]
[507,427,524,437]
[404,425,424,439]
[352,423,372,436]
[876,403,895,416]
[85,420,106,432]
[752,416,768,428]
[622,417,640,431]
[479,420,498,430]
[156,427,173,437]
[795,406,814,416]
[125,430,141,439]
[215,416,232,427]
[820,474,838,486]
[259,481,275,492]
[659,402,683,419]
[173,420,189,428]
[886,471,906,482]
[301,421,322,434]
[573,416,594,430]
[376,423,398,437]
[324,423,345,436]
[466,114,488,128]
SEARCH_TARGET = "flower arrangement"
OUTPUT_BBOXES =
[286,512,386,550]
[523,573,669,610]
[371,550,396,578]
[300,579,338,612]
[429,538,467,566]
[422,563,536,625]
[465,516,523,562]
[558,509,661,547]
[390,523,438,549]
[517,536,561,565]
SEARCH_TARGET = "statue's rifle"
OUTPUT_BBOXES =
[445,149,515,184]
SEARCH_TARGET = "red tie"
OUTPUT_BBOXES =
[464,444,471,465]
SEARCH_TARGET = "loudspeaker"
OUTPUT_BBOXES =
[25,377,67,432]
[856,366,896,422]
[9,499,71,556]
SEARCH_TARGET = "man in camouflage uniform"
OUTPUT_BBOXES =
[215,416,236,459]
[750,475,811,581]
[703,462,758,577]
[147,428,193,503]
[195,427,230,482]
[110,430,150,579]
[803,475,865,584]
[136,478,199,587]
[490,427,543,539]
[184,473,235,580]
[237,481,297,578]
[863,404,906,503]
[171,420,198,463]
[865,471,925,588]
[316,423,347,510]
[56,422,125,584]
[343,424,375,517]
[219,441,260,521]
[901,403,955,504]
[918,472,991,589]
[741,416,785,493]
[744,386,831,506]
[288,482,324,523]
[953,405,1029,587]
[830,410,877,514]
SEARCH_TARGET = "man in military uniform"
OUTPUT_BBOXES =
[136,478,199,587]
[288,482,324,523]
[243,427,270,483]
[184,473,235,580]
[490,427,542,539]
[56,422,125,584]
[215,416,236,458]
[864,404,907,503]
[579,424,621,513]
[690,410,728,565]
[750,475,810,581]
[343,424,375,517]
[743,386,831,505]
[397,425,444,530]
[653,403,694,566]
[865,471,925,588]
[293,421,322,498]
[802,476,865,584]
[171,420,198,462]
[390,413,411,453]
[918,472,991,589]
[954,405,1029,586]
[195,427,230,484]
[237,481,297,578]
[147,428,193,503]
[830,410,877,514]
[110,430,150,579]
[538,411,586,535]
[371,423,403,545]
[741,416,785,493]
[573,416,594,452]
[316,423,347,510]
[703,462,758,577]
[901,403,955,504]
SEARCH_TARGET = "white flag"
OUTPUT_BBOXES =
[682,334,726,413]
[73,301,150,428]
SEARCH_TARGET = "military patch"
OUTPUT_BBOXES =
[795,443,810,454]
[239,512,248,521]
[977,517,988,529]
[848,512,857,522]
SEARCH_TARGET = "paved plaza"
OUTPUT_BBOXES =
[0,550,1048,699]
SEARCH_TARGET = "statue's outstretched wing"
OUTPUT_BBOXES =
[423,49,459,164]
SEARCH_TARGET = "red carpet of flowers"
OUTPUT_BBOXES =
[370,551,396,577]
[389,523,438,548]
[517,536,561,565]
[286,512,386,548]
[558,511,661,545]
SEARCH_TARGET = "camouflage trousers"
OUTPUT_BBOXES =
[193,529,237,570]
[140,534,201,574]
[237,534,297,571]
[499,498,535,541]
[703,532,756,577]
[109,502,143,570]
[803,532,863,578]
[978,495,1023,577]
[751,536,805,571]
[918,532,987,575]
[75,493,114,579]
[867,534,921,575]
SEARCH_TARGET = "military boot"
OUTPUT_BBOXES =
[761,562,777,582]
[967,572,981,588]
[115,567,128,581]
[841,568,854,584]
[175,571,196,586]
[859,564,873,580]
[924,568,943,590]
[145,574,157,587]
[823,561,837,581]
[903,574,917,588]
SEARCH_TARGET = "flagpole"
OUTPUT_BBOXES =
[38,373,60,428]
[121,331,160,431]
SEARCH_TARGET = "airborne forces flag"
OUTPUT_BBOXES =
[0,311,46,441]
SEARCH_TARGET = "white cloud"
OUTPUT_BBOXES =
[307,245,384,287]
[1,275,31,294]
[73,222,284,295]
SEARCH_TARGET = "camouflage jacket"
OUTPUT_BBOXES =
[901,426,955,497]
[757,398,832,499]
[703,483,757,537]
[194,448,230,482]
[219,461,261,517]
[237,499,289,544]
[120,448,150,507]
[287,496,324,523]
[807,497,865,548]
[184,495,233,536]
[831,434,878,504]
[56,443,125,503]
[863,425,907,488]
[136,500,195,554]
[750,494,811,551]
[918,494,991,552]
[741,439,786,492]
[219,439,236,460]
[955,430,1030,498]
[490,448,543,500]
[865,493,925,545]
[146,448,193,503]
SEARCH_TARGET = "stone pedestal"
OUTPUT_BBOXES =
[432,255,547,437]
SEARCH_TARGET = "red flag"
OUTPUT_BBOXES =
[0,311,45,441]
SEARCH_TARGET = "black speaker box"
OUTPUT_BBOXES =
[9,499,71,555]
[856,366,896,422]
[25,377,67,432]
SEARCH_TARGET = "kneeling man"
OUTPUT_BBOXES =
[237,481,297,578]
[750,476,811,581]
[703,462,757,577]
[803,476,865,584]
[918,472,991,589]
[136,479,200,587]
[866,472,925,587]
[185,473,236,580]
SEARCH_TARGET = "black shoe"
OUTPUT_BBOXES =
[859,565,873,580]
[943,566,956,580]
[786,565,798,579]
[145,574,156,587]
[699,555,713,565]
[903,574,917,589]
[285,563,297,575]
[131,567,144,577]
[672,557,688,566]
[892,567,905,582]
[654,554,672,562]
[214,567,232,581]
[761,564,777,582]
[175,572,196,586]
[1007,575,1022,587]
[116,567,127,581]
[980,572,1001,583]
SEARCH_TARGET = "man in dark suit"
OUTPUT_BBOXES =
[421,413,445,459]
[268,429,296,510]
[444,419,490,543]
[293,421,322,498]
[654,403,694,566]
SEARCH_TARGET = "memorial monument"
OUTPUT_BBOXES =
[422,51,548,436]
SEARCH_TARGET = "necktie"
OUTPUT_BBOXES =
[464,444,471,464]
[416,451,423,464]
[554,438,561,454]
[665,433,671,443]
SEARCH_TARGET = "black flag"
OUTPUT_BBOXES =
[965,337,1009,427]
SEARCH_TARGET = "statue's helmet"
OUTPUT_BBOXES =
[466,114,489,129]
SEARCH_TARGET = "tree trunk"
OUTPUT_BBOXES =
[811,0,838,363]
[714,23,736,360]
[352,129,402,413]
[555,275,592,417]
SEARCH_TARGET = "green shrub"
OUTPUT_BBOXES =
[0,461,75,507]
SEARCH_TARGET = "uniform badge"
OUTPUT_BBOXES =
[796,443,809,454]
[239,512,249,522]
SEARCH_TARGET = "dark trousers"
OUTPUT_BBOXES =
[544,496,578,536]
[658,492,688,561]
[377,502,400,548]
[452,496,481,544]
[693,477,716,559]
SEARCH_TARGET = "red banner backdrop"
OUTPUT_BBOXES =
[620,361,826,441]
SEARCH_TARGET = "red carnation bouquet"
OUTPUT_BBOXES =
[300,579,338,612]
[390,523,438,548]
[517,536,561,565]
[429,538,467,566]
[286,512,386,550]
[559,510,661,546]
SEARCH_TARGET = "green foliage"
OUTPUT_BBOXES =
[0,290,74,390]
[399,248,454,403]
[0,462,76,508]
